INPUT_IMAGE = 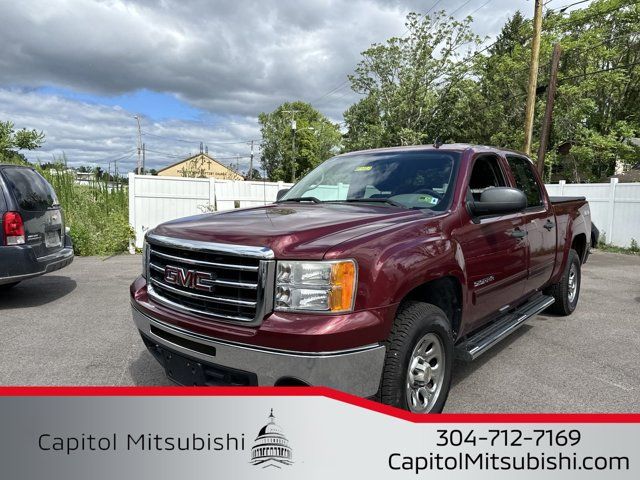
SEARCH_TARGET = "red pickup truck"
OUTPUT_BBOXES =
[130,144,590,413]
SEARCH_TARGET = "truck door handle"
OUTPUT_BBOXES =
[510,228,527,238]
[544,220,555,231]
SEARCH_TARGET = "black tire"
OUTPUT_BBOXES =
[378,302,454,413]
[545,249,581,315]
[0,282,20,291]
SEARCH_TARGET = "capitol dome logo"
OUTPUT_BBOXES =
[250,409,293,469]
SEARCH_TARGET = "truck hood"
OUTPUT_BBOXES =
[151,203,428,258]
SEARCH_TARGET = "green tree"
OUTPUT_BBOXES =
[0,120,45,164]
[245,168,262,180]
[343,11,483,150]
[340,0,639,182]
[545,0,640,180]
[259,101,341,182]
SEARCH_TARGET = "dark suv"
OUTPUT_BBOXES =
[0,165,73,290]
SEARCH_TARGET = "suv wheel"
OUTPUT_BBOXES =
[545,249,581,315]
[378,302,453,413]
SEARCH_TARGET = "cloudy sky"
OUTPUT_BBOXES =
[0,0,569,174]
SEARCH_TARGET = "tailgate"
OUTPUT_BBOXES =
[0,167,64,258]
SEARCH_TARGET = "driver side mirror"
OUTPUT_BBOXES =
[469,187,527,216]
[276,188,289,201]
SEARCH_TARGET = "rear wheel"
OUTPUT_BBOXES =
[0,282,20,291]
[545,249,581,315]
[378,302,453,413]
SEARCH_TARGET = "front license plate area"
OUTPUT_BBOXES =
[45,230,61,248]
[162,351,206,385]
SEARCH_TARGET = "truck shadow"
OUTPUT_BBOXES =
[451,325,532,387]
[0,275,77,309]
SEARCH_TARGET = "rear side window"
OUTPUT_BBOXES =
[1,167,59,211]
[506,156,543,207]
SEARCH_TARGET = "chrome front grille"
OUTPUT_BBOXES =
[145,234,275,325]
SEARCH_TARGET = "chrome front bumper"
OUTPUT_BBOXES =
[132,305,386,397]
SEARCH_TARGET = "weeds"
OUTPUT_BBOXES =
[39,164,132,256]
[596,234,640,256]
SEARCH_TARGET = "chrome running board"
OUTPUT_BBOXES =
[455,295,555,361]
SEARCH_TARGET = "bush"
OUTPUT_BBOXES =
[39,165,133,256]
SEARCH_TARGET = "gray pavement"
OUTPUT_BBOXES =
[0,251,638,412]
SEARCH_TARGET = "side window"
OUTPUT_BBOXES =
[468,156,507,201]
[506,156,543,207]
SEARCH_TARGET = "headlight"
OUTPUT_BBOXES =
[142,241,150,279]
[275,260,357,313]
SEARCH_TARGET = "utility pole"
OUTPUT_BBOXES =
[248,140,254,180]
[537,43,562,176]
[282,109,299,182]
[133,115,142,174]
[142,143,146,175]
[523,0,544,156]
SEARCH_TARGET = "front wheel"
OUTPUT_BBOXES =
[378,302,453,413]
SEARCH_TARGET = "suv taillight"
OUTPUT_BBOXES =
[3,211,26,246]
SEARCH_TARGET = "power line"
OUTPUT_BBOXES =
[552,0,640,24]
[141,130,261,145]
[450,0,475,18]
[558,60,640,82]
[468,0,493,17]
[554,0,592,13]
[143,147,252,161]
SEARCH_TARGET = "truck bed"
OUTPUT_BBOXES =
[549,196,586,204]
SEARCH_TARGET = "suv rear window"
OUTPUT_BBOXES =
[1,167,59,211]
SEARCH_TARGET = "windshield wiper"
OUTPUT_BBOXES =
[277,196,322,204]
[339,198,406,208]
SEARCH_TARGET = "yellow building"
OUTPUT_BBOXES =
[156,153,244,180]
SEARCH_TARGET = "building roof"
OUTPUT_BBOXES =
[156,152,243,178]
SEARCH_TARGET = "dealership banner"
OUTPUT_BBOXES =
[0,387,637,479]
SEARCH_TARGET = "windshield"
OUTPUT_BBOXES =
[280,150,459,210]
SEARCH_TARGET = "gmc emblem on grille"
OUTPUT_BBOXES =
[164,265,216,292]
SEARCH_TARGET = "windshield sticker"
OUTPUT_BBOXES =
[418,196,439,204]
[354,166,372,172]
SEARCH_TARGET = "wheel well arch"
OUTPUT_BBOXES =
[572,233,587,262]
[401,276,463,337]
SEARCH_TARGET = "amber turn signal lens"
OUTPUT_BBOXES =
[329,261,356,312]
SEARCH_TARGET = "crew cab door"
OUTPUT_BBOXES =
[455,155,528,332]
[505,155,556,294]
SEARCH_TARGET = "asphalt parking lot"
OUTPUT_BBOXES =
[1,251,638,412]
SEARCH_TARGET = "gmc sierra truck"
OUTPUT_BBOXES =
[130,144,590,413]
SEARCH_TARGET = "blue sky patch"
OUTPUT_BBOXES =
[37,86,204,121]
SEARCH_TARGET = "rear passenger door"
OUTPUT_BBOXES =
[1,167,64,258]
[456,155,528,332]
[506,155,556,294]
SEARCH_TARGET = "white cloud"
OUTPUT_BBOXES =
[0,0,538,168]
[0,89,261,173]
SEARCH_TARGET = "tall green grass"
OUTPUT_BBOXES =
[39,164,133,256]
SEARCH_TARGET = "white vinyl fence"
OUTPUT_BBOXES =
[545,178,640,248]
[128,174,640,249]
[128,173,292,248]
